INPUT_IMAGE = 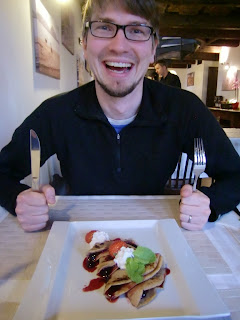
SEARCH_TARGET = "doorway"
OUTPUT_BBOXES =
[206,67,218,107]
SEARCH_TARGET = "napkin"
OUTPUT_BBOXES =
[0,206,8,223]
[215,208,240,230]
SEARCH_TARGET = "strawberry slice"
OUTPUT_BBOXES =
[109,240,128,258]
[85,230,97,243]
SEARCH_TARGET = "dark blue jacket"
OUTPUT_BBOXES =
[0,79,239,219]
[160,72,181,88]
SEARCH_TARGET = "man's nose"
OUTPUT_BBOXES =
[108,28,129,51]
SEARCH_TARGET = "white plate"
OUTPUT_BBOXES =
[13,219,230,320]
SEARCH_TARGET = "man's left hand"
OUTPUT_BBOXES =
[179,184,211,231]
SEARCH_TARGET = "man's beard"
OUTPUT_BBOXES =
[96,77,142,98]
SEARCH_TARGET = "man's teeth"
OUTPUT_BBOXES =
[106,62,132,68]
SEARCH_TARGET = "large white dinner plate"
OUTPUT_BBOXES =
[13,219,230,320]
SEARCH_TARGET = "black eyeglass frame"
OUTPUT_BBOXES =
[85,20,155,42]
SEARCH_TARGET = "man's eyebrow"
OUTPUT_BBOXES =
[92,17,149,25]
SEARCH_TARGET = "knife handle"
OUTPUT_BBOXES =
[32,178,40,191]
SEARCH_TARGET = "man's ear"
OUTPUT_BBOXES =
[82,36,87,59]
[150,37,158,63]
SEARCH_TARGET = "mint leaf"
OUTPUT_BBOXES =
[132,272,144,284]
[133,246,156,264]
[126,258,145,283]
[125,247,156,284]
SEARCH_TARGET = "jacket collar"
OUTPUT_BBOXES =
[74,79,167,127]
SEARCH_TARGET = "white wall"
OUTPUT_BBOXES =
[216,46,240,101]
[172,46,240,104]
[171,60,218,104]
[0,0,92,150]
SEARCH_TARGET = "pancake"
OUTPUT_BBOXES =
[127,267,166,308]
[104,254,163,299]
[88,241,112,254]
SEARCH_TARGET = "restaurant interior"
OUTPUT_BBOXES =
[0,1,240,320]
[1,0,240,151]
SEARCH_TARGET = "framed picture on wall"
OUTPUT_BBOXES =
[61,6,74,55]
[76,54,86,87]
[187,72,194,86]
[32,0,60,79]
[222,67,237,91]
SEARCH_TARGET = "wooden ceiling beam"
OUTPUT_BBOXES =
[184,52,219,61]
[156,0,240,6]
[158,28,240,40]
[169,63,189,69]
[168,59,196,64]
[158,14,240,30]
[203,39,240,47]
[153,1,240,63]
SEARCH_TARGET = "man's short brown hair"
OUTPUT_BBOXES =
[81,0,159,40]
[155,59,168,68]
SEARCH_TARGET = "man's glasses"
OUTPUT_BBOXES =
[85,21,155,42]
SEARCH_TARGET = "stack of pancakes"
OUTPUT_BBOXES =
[86,240,168,308]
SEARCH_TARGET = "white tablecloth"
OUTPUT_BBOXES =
[1,196,239,320]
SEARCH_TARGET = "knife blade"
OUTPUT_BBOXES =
[30,129,41,191]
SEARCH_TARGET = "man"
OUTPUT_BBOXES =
[0,0,239,232]
[155,59,181,88]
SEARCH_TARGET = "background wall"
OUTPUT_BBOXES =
[174,46,240,104]
[171,60,218,104]
[0,0,92,150]
[216,46,240,102]
[1,0,239,152]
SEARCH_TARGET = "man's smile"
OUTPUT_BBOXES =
[105,61,133,73]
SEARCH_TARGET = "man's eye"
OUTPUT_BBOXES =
[128,27,145,35]
[97,24,113,32]
[133,28,144,34]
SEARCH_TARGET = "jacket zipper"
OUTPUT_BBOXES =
[116,133,121,173]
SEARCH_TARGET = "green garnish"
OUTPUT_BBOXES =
[126,246,156,283]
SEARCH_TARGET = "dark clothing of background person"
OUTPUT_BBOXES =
[0,79,240,221]
[160,72,181,88]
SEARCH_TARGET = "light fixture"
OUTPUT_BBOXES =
[56,0,71,3]
[224,63,230,70]
[219,46,229,65]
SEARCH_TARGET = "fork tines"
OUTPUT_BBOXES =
[194,138,206,166]
[193,138,206,191]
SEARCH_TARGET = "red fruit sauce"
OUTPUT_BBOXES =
[83,278,105,292]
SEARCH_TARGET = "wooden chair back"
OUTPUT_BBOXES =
[164,153,194,195]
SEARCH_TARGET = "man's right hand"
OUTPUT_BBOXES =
[15,185,56,232]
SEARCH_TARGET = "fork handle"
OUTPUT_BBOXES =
[192,174,200,192]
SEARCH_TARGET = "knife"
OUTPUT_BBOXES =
[30,129,41,191]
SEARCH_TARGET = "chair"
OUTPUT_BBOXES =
[50,174,70,195]
[164,153,197,195]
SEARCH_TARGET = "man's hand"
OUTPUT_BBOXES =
[179,184,211,231]
[15,185,56,232]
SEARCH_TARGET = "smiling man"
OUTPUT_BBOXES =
[82,0,158,119]
[0,0,240,232]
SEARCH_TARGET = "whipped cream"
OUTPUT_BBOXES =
[89,231,110,248]
[114,247,134,269]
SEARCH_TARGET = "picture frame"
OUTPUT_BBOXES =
[222,68,237,91]
[61,6,74,55]
[187,72,194,87]
[32,0,60,79]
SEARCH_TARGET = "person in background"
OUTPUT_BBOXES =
[155,59,181,88]
[0,0,239,232]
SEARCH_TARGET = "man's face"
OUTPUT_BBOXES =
[83,4,157,98]
[155,63,165,77]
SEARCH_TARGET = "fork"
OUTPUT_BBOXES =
[192,138,206,191]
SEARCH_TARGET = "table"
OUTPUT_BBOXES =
[209,108,240,128]
[224,128,240,156]
[0,196,240,320]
